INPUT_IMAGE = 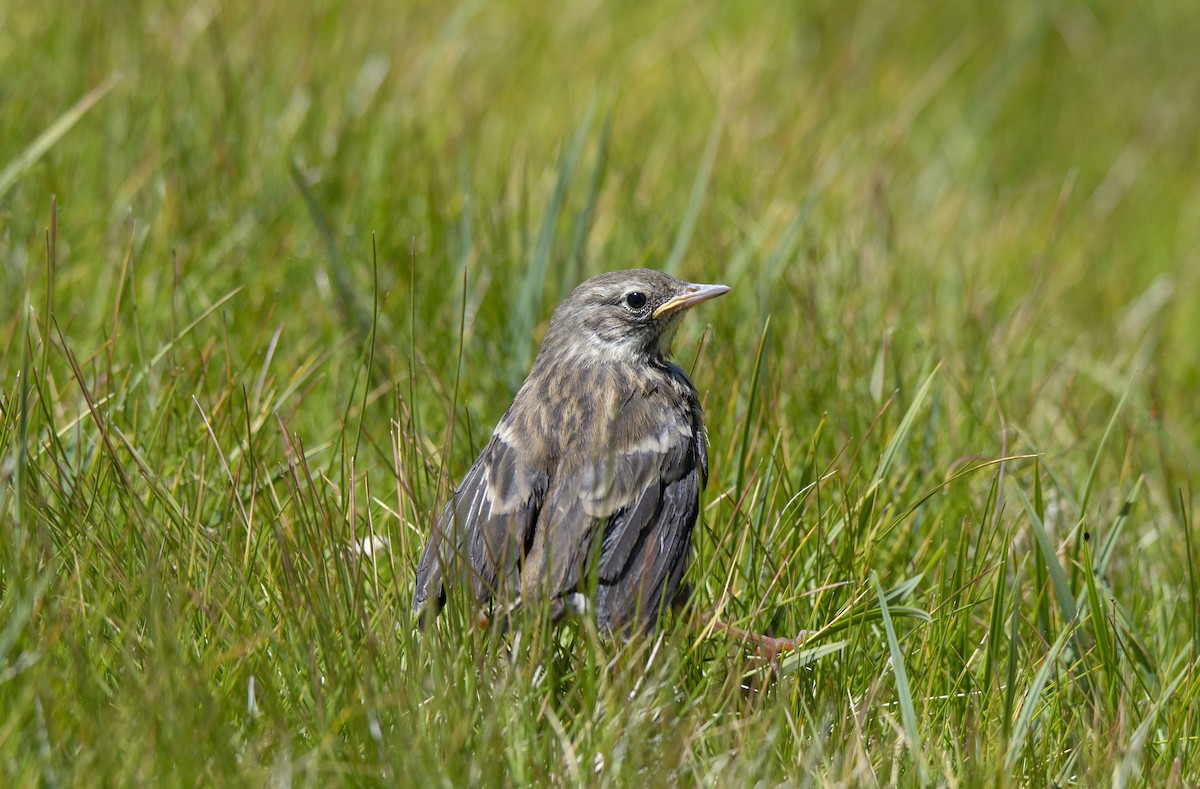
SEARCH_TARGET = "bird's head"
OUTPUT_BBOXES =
[539,269,730,365]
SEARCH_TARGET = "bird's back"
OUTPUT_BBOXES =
[412,357,707,633]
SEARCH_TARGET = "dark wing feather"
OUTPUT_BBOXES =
[594,469,699,632]
[411,427,546,621]
[594,411,706,633]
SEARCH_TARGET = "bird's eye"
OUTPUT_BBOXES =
[625,291,647,310]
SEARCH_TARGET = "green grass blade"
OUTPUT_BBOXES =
[0,76,117,200]
[0,570,53,665]
[507,97,598,382]
[983,547,1009,692]
[734,317,770,502]
[1112,653,1190,788]
[566,110,612,283]
[1079,370,1135,519]
[1004,617,1076,772]
[872,571,926,784]
[1013,480,1078,624]
[1002,566,1023,740]
[1081,537,1117,709]
[1096,476,1143,577]
[663,114,722,276]
[871,363,941,488]
[776,639,849,676]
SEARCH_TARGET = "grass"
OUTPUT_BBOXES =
[2,0,1199,784]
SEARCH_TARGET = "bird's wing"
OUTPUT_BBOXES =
[593,426,705,632]
[411,424,547,621]
[519,389,706,632]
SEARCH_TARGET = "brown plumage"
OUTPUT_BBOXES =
[411,269,728,634]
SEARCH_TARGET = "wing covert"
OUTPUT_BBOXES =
[411,427,546,621]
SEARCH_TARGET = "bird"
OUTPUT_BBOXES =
[411,268,729,635]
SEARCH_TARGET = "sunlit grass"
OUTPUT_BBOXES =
[2,0,1199,784]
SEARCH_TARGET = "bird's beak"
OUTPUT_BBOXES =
[652,282,731,319]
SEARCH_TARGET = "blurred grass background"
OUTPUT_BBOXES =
[2,0,1199,784]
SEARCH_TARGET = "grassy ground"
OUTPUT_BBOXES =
[3,0,1199,784]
